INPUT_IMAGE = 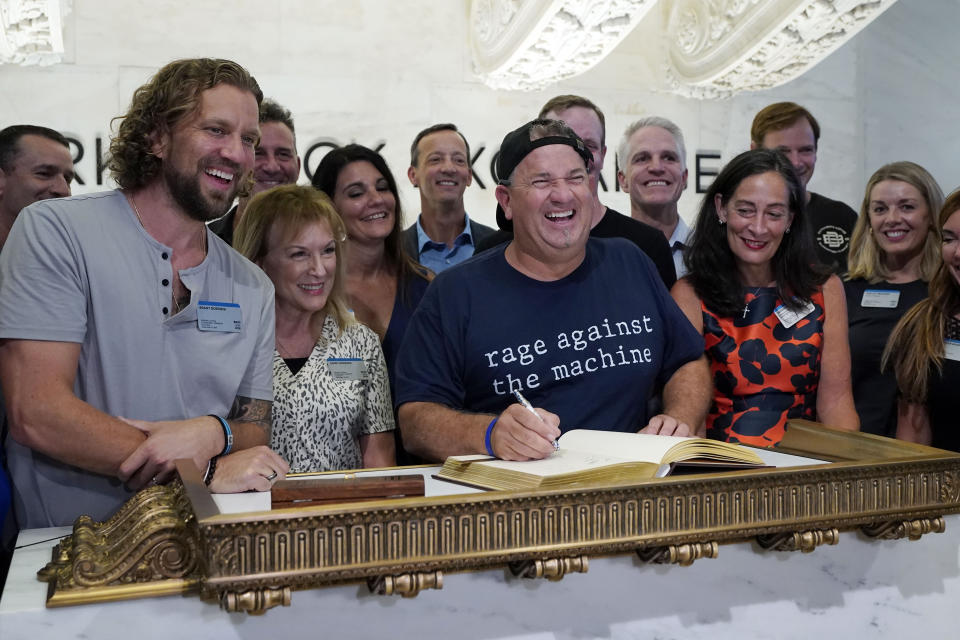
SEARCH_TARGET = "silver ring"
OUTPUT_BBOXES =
[265,470,278,481]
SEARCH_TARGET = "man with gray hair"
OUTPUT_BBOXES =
[395,119,709,462]
[617,117,690,278]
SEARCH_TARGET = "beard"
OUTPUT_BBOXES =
[163,160,240,222]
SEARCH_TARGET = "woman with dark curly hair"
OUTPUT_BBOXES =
[313,145,431,463]
[883,189,960,450]
[671,149,858,446]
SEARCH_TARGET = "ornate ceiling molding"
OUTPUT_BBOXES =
[470,0,656,91]
[0,0,69,66]
[663,0,899,98]
[469,0,899,96]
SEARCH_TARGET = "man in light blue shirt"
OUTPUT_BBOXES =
[402,123,494,272]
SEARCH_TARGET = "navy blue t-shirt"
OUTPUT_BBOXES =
[382,272,431,397]
[394,238,704,433]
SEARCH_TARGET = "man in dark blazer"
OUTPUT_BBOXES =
[402,123,494,272]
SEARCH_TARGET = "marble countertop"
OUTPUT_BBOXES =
[2,516,958,639]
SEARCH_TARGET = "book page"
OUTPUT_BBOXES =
[475,448,635,477]
[558,430,693,463]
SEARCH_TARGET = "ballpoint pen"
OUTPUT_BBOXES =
[512,389,560,451]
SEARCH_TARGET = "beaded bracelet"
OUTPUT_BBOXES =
[204,456,219,486]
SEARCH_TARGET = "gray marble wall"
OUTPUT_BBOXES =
[0,0,954,228]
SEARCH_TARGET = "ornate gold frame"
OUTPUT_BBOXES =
[39,421,960,613]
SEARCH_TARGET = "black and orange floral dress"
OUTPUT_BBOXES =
[701,287,825,447]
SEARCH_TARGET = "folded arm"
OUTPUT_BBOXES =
[118,395,272,488]
[1,338,146,476]
[1,338,272,489]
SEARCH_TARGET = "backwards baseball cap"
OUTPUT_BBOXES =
[495,119,593,231]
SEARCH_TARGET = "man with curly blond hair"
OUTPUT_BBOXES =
[0,58,287,529]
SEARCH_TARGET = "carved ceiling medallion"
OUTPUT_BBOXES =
[469,0,900,96]
[664,0,900,98]
[470,0,656,91]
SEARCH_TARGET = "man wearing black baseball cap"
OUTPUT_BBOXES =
[394,120,710,462]
[477,96,676,289]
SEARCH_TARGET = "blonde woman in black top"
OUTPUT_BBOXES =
[844,162,943,437]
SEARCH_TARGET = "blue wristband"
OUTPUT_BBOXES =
[209,414,233,456]
[484,417,497,458]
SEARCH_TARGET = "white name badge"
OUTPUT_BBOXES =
[945,339,960,362]
[774,301,816,329]
[861,289,900,308]
[327,358,367,381]
[197,300,242,333]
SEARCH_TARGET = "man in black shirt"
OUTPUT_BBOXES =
[476,95,676,288]
[751,102,858,273]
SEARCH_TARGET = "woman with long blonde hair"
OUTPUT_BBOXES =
[844,162,943,437]
[883,189,960,450]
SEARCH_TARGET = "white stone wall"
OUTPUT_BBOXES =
[1,0,955,230]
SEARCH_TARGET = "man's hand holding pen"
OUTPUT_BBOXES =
[487,403,561,461]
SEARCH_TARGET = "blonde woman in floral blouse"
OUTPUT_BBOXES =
[235,185,395,472]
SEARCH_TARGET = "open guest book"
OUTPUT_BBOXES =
[438,429,767,491]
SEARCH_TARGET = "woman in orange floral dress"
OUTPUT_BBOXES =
[671,149,859,446]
